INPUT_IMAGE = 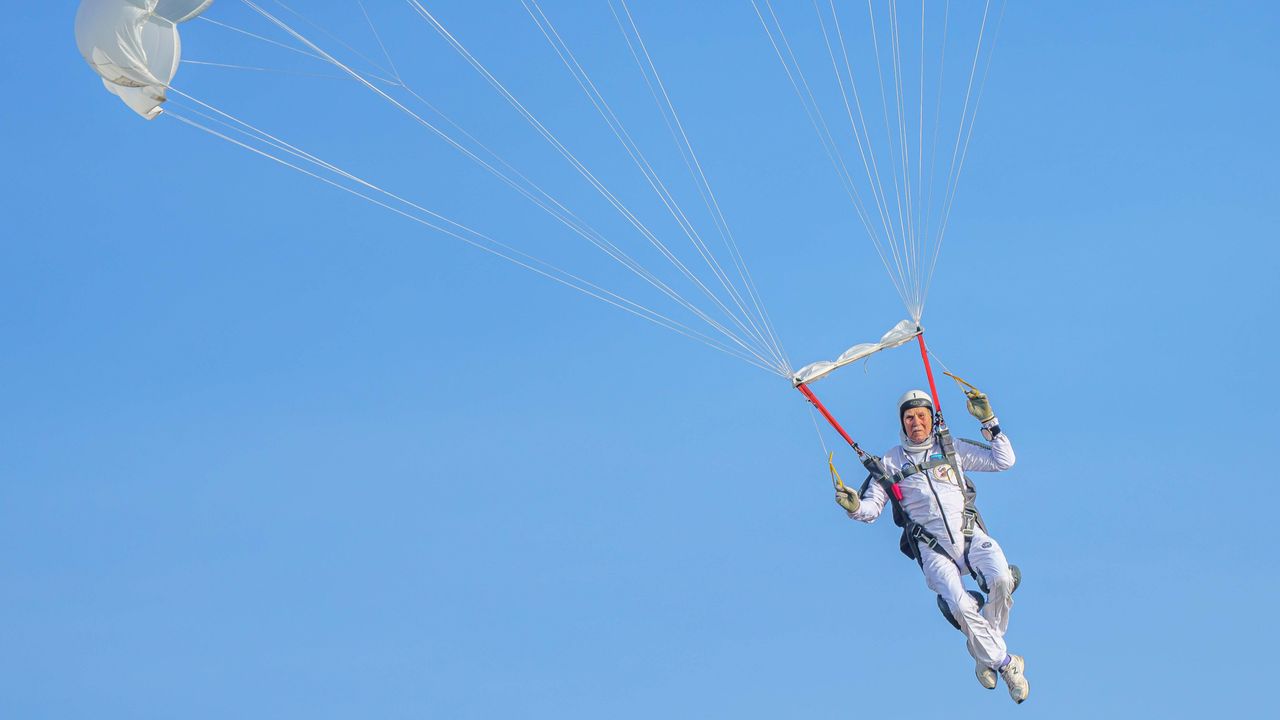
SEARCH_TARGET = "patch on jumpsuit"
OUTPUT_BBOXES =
[931,463,959,485]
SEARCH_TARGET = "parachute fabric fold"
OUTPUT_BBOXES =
[792,320,920,386]
[154,0,215,23]
[74,0,214,120]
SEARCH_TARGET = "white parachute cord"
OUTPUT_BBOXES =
[163,106,786,376]
[526,0,789,375]
[168,87,782,373]
[520,0,784,372]
[355,0,403,85]
[809,404,832,461]
[920,0,949,292]
[608,0,792,374]
[366,72,763,356]
[179,59,350,80]
[760,0,885,243]
[916,0,926,297]
[921,0,1005,317]
[810,407,830,455]
[401,1,783,367]
[925,346,957,378]
[383,82,765,355]
[236,1,781,368]
[864,0,914,317]
[930,0,992,286]
[405,1,771,357]
[753,0,913,313]
[164,95,778,374]
[904,2,927,318]
[754,0,872,221]
[819,0,915,302]
[816,0,914,307]
[887,0,920,311]
[193,15,401,84]
[269,0,398,80]
[195,16,332,64]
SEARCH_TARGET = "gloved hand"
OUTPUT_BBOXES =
[965,389,995,423]
[835,485,860,514]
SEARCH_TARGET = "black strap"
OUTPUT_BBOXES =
[911,519,983,585]
[894,457,949,483]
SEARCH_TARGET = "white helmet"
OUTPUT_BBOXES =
[897,389,934,428]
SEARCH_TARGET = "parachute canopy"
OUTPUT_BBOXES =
[75,0,214,120]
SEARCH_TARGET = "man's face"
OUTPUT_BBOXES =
[903,407,933,443]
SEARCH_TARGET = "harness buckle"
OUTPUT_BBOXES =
[961,509,977,538]
[910,524,938,549]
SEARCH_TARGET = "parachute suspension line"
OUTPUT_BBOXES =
[268,0,399,81]
[193,15,401,85]
[366,72,768,362]
[762,2,1000,325]
[402,0,786,370]
[808,405,831,458]
[753,0,914,313]
[608,0,792,374]
[195,16,333,65]
[519,0,787,374]
[808,406,842,491]
[921,0,1006,316]
[916,0,926,296]
[170,103,783,379]
[865,0,913,315]
[178,60,350,80]
[920,0,950,295]
[355,0,403,86]
[934,0,991,240]
[378,75,768,362]
[164,101,785,376]
[816,0,920,317]
[390,80,775,360]
[237,1,782,370]
[886,1,919,308]
[924,346,960,381]
[812,0,914,309]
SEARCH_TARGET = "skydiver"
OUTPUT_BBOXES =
[833,389,1030,704]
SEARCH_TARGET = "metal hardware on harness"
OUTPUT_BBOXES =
[910,524,940,550]
[961,509,978,538]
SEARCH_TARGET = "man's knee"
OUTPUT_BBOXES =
[986,571,1016,598]
[940,587,982,615]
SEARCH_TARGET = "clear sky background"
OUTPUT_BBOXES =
[3,1,1279,718]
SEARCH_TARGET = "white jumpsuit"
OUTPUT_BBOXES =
[847,418,1017,668]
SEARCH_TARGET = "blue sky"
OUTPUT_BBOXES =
[3,1,1279,717]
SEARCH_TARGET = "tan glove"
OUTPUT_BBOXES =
[965,389,995,423]
[835,485,861,514]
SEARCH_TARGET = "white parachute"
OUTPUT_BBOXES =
[75,0,215,119]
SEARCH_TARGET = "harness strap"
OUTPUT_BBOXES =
[891,457,949,484]
[907,517,981,584]
[865,457,980,581]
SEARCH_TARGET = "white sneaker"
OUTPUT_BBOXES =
[975,662,997,690]
[999,654,1030,704]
